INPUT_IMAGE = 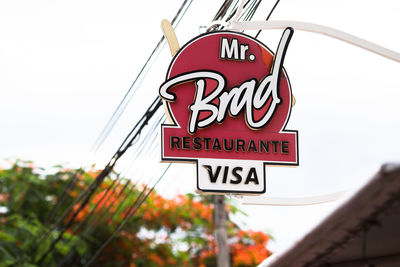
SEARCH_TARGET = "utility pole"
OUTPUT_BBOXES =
[214,195,230,267]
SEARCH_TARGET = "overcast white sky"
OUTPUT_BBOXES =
[1,0,399,253]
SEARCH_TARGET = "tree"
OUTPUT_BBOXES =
[0,160,271,266]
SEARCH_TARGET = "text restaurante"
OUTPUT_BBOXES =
[169,136,289,154]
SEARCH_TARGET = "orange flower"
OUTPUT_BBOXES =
[233,249,254,266]
[0,193,9,202]
[69,190,79,198]
[149,253,163,266]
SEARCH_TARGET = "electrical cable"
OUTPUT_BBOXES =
[56,178,135,267]
[70,177,120,234]
[213,0,236,21]
[45,0,267,264]
[46,168,84,225]
[132,114,163,162]
[82,1,267,263]
[231,0,247,22]
[83,164,171,267]
[91,0,193,154]
[43,86,165,264]
[41,100,163,250]
[74,0,262,266]
[36,97,160,247]
[240,0,258,21]
[209,0,262,31]
[255,0,280,38]
[35,98,163,265]
[246,0,262,21]
[62,159,167,267]
[225,0,251,22]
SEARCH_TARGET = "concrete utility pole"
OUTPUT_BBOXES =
[214,195,230,267]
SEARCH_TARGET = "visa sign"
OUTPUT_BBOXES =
[159,28,298,194]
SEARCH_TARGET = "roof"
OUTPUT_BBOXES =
[259,163,400,267]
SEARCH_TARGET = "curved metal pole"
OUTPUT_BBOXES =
[242,191,349,206]
[228,20,400,63]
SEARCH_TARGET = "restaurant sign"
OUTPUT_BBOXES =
[159,28,298,194]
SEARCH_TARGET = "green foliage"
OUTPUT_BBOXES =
[0,160,271,266]
[0,161,87,266]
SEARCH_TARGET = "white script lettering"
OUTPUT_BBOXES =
[159,28,293,134]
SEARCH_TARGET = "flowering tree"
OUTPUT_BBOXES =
[0,160,271,266]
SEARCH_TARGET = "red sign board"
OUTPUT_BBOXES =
[159,28,298,194]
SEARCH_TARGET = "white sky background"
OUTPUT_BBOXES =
[1,0,399,253]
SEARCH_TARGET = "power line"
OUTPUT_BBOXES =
[213,0,234,21]
[46,168,84,225]
[41,0,271,264]
[71,0,258,264]
[91,0,193,154]
[78,1,268,264]
[255,0,281,38]
[83,164,171,267]
[36,98,163,265]
[56,178,134,267]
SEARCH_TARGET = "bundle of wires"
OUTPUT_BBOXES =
[36,0,280,265]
